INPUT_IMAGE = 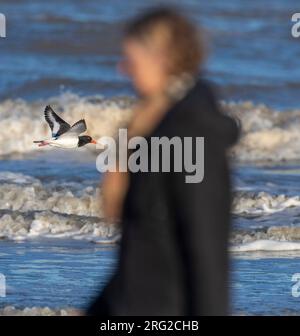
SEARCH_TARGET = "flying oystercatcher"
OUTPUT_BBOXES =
[34,105,97,148]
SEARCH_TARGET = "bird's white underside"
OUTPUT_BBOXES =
[48,136,79,148]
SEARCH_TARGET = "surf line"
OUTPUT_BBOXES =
[96,128,204,184]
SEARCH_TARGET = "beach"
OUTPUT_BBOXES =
[1,0,300,315]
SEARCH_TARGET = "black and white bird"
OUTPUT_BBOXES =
[34,105,97,148]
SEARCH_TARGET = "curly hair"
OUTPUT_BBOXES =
[124,7,205,77]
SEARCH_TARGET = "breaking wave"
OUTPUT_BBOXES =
[0,93,300,161]
[224,101,300,162]
[0,93,133,156]
[230,239,300,252]
[232,191,300,215]
[0,172,120,242]
[231,191,300,252]
[231,223,300,252]
[231,226,300,245]
[0,172,300,248]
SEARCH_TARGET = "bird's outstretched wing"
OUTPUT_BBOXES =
[44,105,71,137]
[68,119,87,135]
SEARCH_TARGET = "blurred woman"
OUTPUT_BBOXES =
[88,7,239,316]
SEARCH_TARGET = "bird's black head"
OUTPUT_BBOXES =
[78,135,96,147]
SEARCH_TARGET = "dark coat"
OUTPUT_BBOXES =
[87,79,239,316]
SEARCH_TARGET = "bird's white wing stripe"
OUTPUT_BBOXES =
[49,113,60,136]
[44,105,71,137]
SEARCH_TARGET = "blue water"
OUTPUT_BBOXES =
[232,254,300,315]
[0,0,299,108]
[0,239,117,310]
[1,239,300,315]
[0,151,100,185]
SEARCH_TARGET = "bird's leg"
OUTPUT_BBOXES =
[38,141,50,147]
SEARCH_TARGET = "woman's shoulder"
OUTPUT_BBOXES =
[187,77,219,105]
[170,77,219,119]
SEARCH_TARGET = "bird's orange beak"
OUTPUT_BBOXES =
[90,139,97,144]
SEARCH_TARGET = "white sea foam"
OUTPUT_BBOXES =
[0,94,300,161]
[230,239,300,252]
[0,209,120,242]
[0,177,101,216]
[232,191,300,215]
[231,225,300,253]
[0,306,78,316]
[0,93,133,156]
[0,172,299,244]
[231,226,300,244]
[223,101,300,162]
[0,172,119,242]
